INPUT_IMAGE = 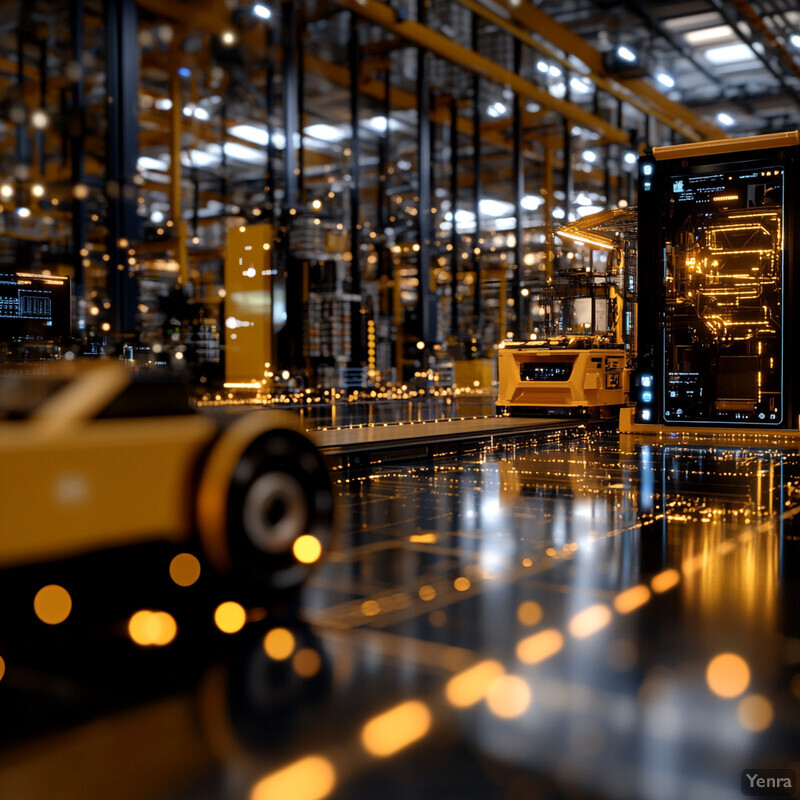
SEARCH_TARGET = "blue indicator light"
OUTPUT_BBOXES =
[641,391,652,403]
[178,67,191,78]
[642,164,653,176]
[641,374,652,388]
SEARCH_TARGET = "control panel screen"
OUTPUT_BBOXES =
[0,273,71,339]
[662,165,783,424]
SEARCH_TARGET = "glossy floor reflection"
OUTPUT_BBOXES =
[3,430,800,800]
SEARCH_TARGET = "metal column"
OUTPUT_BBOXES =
[349,12,364,365]
[69,0,86,296]
[277,0,305,370]
[471,13,482,340]
[416,0,435,345]
[450,95,459,340]
[562,75,573,223]
[104,0,139,335]
[512,38,523,339]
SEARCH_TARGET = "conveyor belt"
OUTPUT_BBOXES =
[312,415,592,456]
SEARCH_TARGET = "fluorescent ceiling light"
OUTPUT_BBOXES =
[151,210,165,223]
[791,33,800,48]
[137,156,168,171]
[656,72,675,89]
[576,192,593,206]
[624,151,637,164]
[366,116,399,133]
[253,3,272,19]
[487,102,507,118]
[229,124,286,149]
[570,77,591,94]
[223,142,266,163]
[548,64,562,78]
[521,194,543,211]
[553,207,565,219]
[154,98,173,111]
[181,147,221,168]
[479,199,514,217]
[582,150,597,163]
[193,107,210,121]
[550,82,566,99]
[716,112,735,126]
[616,45,637,63]
[304,123,347,142]
[491,217,517,231]
[577,205,604,217]
[685,24,734,45]
[536,61,550,74]
[704,43,756,64]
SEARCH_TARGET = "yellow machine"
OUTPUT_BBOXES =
[496,335,627,417]
[0,361,335,594]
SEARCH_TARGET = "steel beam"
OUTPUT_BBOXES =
[349,11,364,365]
[104,0,139,335]
[417,0,435,345]
[488,0,725,142]
[327,0,632,145]
[69,0,85,296]
[471,13,482,339]
[512,38,523,340]
[450,94,459,341]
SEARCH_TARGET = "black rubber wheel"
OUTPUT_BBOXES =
[223,428,335,595]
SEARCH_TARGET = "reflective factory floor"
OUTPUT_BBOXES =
[2,428,800,800]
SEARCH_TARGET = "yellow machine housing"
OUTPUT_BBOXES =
[0,361,335,594]
[496,336,627,417]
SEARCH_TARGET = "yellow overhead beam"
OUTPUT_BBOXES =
[327,0,632,145]
[493,0,725,142]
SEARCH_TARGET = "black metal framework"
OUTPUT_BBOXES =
[416,0,435,345]
[104,0,139,334]
[512,38,523,340]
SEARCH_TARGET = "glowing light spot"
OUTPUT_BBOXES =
[614,585,651,614]
[0,656,5,681]
[522,557,533,567]
[737,694,773,732]
[454,577,471,592]
[361,600,381,616]
[651,568,680,594]
[706,653,750,698]
[409,533,437,543]
[128,610,178,646]
[418,585,436,601]
[516,628,564,664]
[293,535,322,564]
[516,601,542,627]
[263,627,296,660]
[214,601,247,634]
[250,755,336,800]
[293,648,322,678]
[33,585,72,625]
[486,675,531,718]
[169,553,201,587]
[445,659,504,708]
[361,700,432,757]
[568,604,612,638]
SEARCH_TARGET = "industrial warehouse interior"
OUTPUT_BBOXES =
[2,1,800,799]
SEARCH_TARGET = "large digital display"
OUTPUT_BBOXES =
[662,165,784,424]
[0,273,71,340]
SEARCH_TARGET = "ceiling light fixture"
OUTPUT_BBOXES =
[616,45,637,63]
[656,72,675,89]
[253,3,272,19]
[704,43,756,64]
[716,111,735,126]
